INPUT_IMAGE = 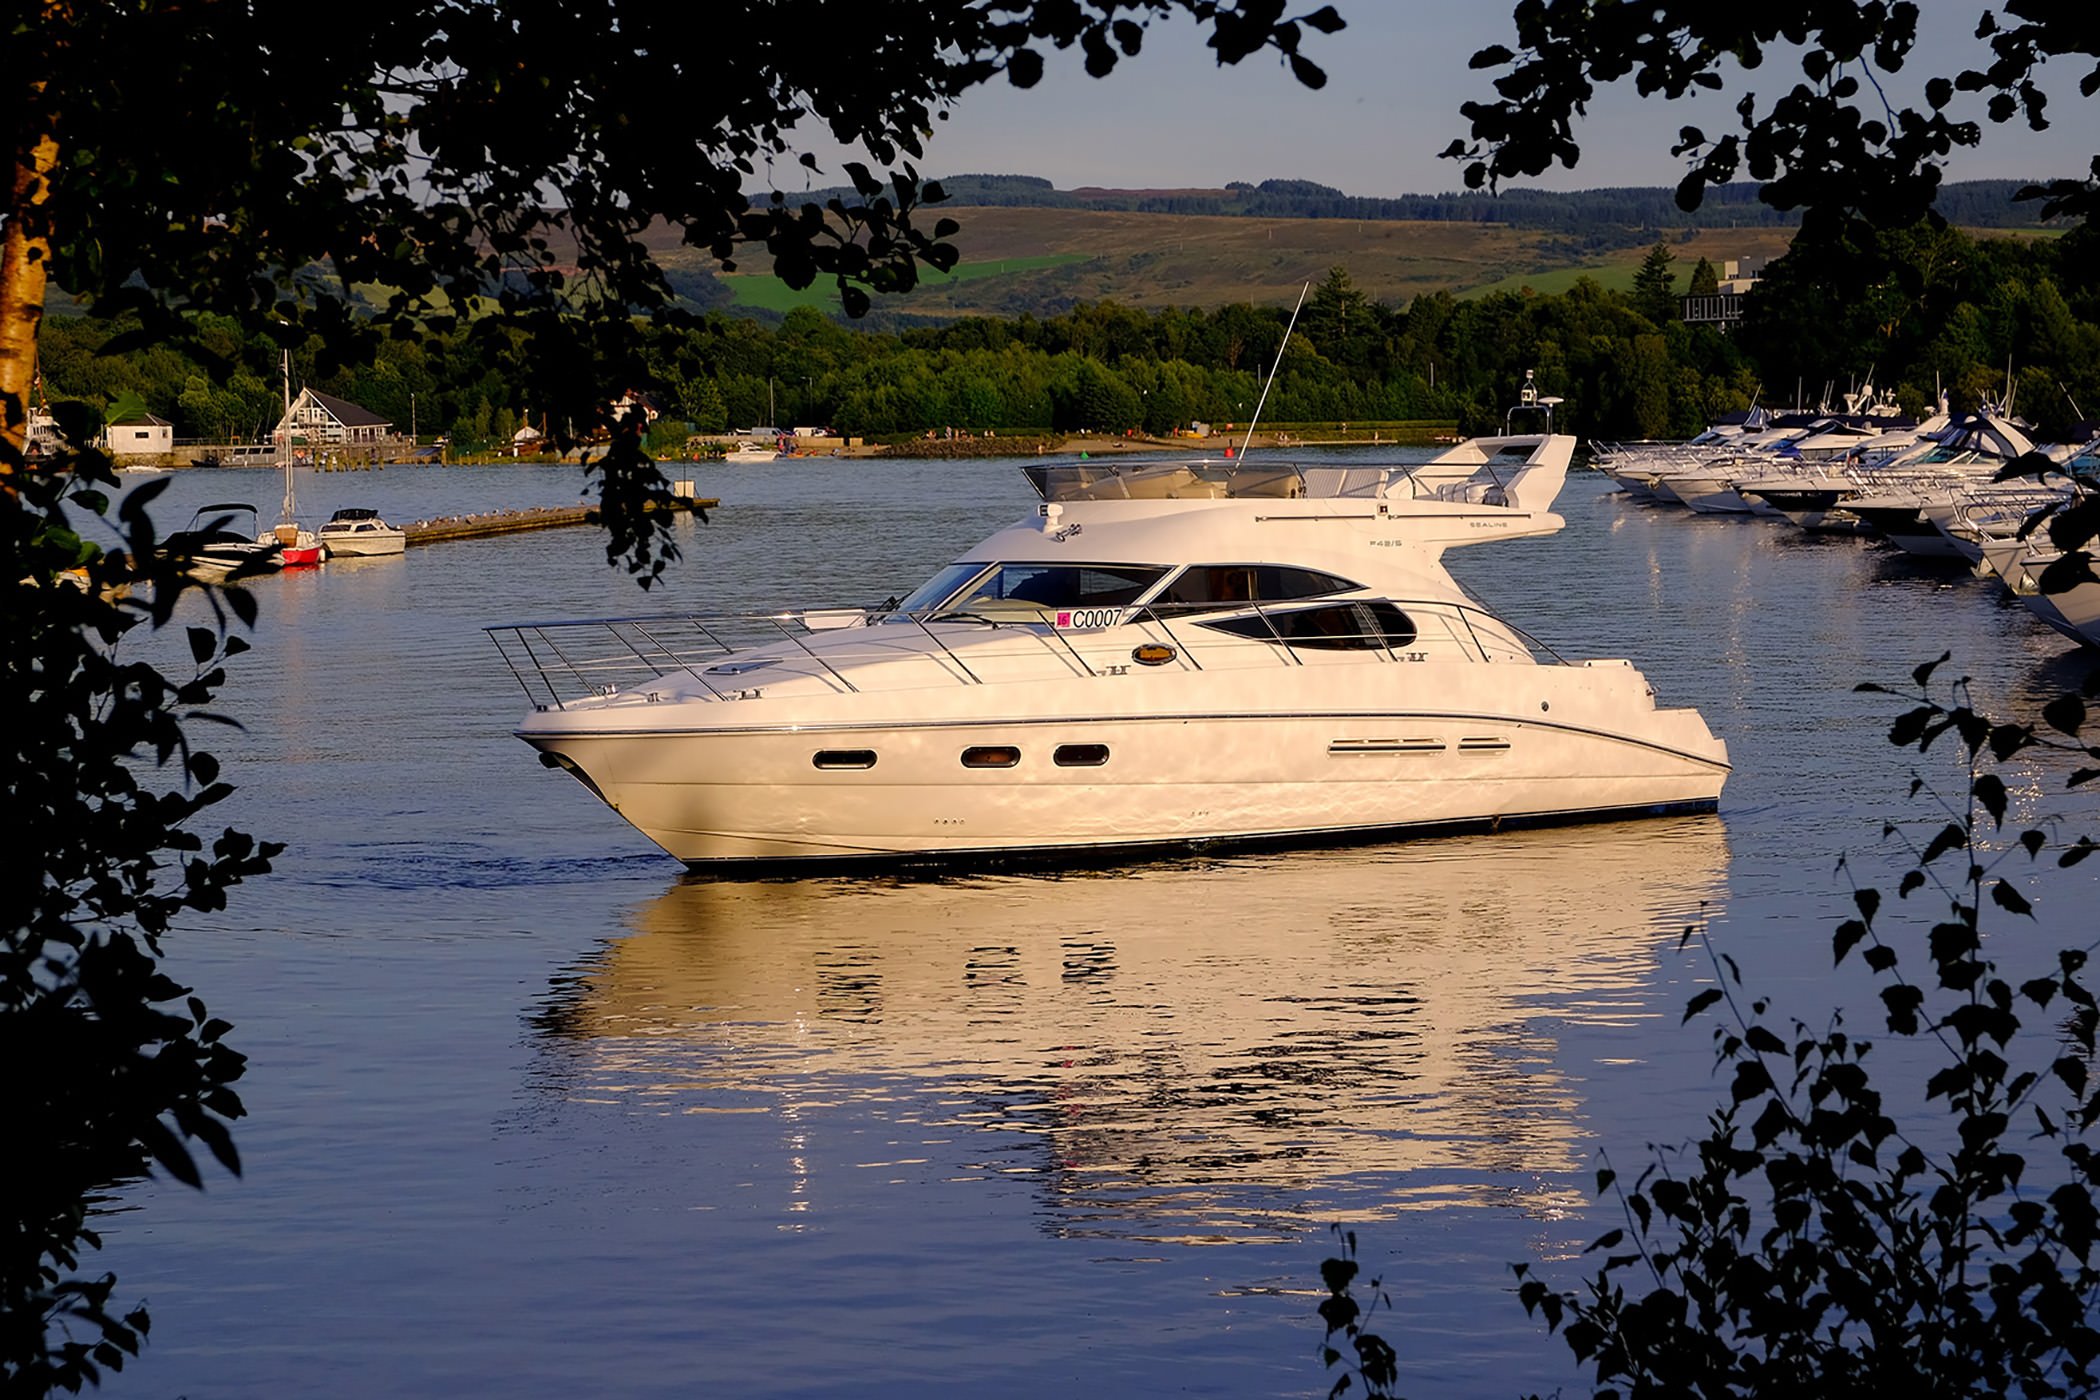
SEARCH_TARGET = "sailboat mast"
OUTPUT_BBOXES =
[1238,283,1309,460]
[279,351,295,523]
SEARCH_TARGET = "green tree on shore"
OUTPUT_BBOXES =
[1631,242,1678,325]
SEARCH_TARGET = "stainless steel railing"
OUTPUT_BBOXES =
[486,598,1570,711]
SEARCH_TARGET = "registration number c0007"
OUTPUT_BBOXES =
[1055,608,1123,630]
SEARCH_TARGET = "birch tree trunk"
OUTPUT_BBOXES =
[1,91,57,462]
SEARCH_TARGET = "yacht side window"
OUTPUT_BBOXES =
[1199,601,1419,651]
[889,562,1170,619]
[1157,564,1359,612]
[939,563,1171,619]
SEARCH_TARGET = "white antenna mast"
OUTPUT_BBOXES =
[1238,282,1310,460]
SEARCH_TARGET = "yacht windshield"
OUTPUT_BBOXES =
[894,562,1171,618]
[894,563,989,614]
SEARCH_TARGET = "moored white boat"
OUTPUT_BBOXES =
[318,507,407,556]
[493,396,1730,868]
[1975,538,2100,648]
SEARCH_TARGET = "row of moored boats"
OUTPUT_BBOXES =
[165,502,405,577]
[1594,390,2100,650]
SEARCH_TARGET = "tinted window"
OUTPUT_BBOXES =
[1053,744,1110,767]
[951,564,1168,610]
[1199,602,1419,651]
[1159,564,1357,608]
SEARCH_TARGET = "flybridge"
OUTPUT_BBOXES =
[1020,433,1574,515]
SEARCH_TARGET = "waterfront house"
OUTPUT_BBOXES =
[609,389,663,427]
[276,388,392,445]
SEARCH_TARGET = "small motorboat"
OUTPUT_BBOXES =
[165,502,282,578]
[318,508,407,556]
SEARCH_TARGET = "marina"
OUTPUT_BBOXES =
[88,451,2100,1400]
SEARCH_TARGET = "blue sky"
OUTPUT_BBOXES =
[777,5,2094,197]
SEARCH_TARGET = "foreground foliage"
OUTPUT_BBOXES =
[1454,1,2100,227]
[1318,651,2100,1397]
[1,449,279,1392]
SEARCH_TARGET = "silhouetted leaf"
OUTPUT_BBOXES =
[2044,693,2088,736]
[1992,880,2034,917]
[1973,773,2008,826]
[1921,822,1969,865]
[1834,919,1867,963]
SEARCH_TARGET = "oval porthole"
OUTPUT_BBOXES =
[1054,743,1109,767]
[1131,642,1177,666]
[961,745,1021,769]
[812,749,877,770]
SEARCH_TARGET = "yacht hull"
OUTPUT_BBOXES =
[522,665,1728,866]
[320,531,406,557]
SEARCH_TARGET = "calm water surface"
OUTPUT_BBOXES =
[89,455,2100,1398]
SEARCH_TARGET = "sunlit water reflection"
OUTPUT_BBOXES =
[84,455,2100,1399]
[538,819,1727,1243]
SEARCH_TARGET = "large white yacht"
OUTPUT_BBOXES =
[494,403,1730,867]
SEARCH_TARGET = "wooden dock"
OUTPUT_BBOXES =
[403,498,715,546]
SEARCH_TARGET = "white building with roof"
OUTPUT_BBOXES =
[106,414,174,455]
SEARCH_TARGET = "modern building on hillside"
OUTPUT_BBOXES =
[1682,257,1766,330]
[276,388,392,445]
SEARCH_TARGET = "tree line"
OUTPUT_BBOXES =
[34,216,2097,455]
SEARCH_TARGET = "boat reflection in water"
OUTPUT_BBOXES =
[535,817,1728,1243]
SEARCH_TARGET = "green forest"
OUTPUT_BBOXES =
[35,216,2100,453]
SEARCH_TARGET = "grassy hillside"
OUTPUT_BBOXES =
[698,207,1802,319]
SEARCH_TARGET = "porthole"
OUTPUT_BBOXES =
[961,745,1021,769]
[1131,642,1176,666]
[1054,743,1110,767]
[812,749,877,770]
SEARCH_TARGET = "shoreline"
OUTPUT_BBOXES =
[859,429,1453,460]
[114,423,1460,470]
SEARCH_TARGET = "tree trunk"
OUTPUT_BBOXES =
[1,101,58,463]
